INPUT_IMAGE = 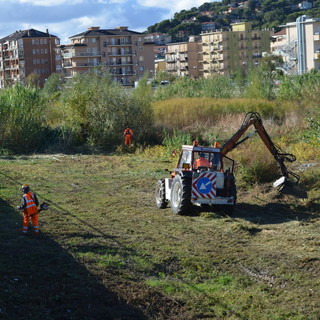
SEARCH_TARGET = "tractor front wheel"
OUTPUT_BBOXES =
[170,175,192,215]
[155,179,168,209]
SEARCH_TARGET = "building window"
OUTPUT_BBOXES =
[103,41,107,47]
[41,49,44,54]
[33,49,36,54]
[139,56,144,61]
[55,39,60,45]
[35,39,39,45]
[92,38,96,43]
[33,59,37,64]
[32,39,35,45]
[40,39,43,44]
[139,66,144,71]
[44,39,47,44]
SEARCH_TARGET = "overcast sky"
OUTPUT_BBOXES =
[0,0,210,43]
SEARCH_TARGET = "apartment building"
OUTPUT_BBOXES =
[272,16,320,74]
[200,22,271,76]
[0,29,59,88]
[57,27,154,86]
[165,36,202,78]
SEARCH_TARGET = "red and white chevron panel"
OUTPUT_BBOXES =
[192,172,217,199]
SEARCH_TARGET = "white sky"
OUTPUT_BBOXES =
[0,0,210,43]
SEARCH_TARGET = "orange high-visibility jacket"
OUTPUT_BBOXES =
[22,192,39,215]
[124,128,133,136]
[194,157,210,168]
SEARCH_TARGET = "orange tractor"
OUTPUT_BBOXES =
[155,112,306,215]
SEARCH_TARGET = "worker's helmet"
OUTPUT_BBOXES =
[21,184,30,193]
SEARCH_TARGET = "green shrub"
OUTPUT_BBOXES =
[0,84,47,153]
[60,71,155,149]
[162,129,193,156]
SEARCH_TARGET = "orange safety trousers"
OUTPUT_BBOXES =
[22,192,39,234]
[124,134,133,145]
[23,213,39,234]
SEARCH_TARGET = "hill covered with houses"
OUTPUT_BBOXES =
[146,0,320,41]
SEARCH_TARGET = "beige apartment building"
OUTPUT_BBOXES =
[200,22,271,76]
[272,16,320,74]
[0,29,59,88]
[57,27,154,86]
[165,36,202,78]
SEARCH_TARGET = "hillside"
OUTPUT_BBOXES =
[146,0,320,41]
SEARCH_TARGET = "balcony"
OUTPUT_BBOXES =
[108,61,133,66]
[108,51,133,56]
[64,62,97,68]
[106,40,132,46]
[63,52,102,58]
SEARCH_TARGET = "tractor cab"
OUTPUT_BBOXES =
[156,142,237,215]
[174,144,234,176]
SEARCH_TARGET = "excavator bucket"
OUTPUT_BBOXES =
[273,177,308,199]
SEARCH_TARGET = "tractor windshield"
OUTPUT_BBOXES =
[193,152,222,171]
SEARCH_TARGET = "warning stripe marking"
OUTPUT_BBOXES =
[192,172,217,199]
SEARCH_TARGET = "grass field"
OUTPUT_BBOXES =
[0,152,319,320]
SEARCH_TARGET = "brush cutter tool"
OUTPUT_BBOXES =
[39,202,49,212]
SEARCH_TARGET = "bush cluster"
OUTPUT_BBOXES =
[0,68,319,160]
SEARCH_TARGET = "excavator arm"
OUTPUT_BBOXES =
[221,112,300,185]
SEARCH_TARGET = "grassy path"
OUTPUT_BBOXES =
[0,153,319,319]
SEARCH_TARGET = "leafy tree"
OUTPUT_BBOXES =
[26,73,40,88]
[198,2,212,11]
[42,73,64,101]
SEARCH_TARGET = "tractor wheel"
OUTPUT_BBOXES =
[170,175,192,215]
[155,179,168,209]
[223,178,237,215]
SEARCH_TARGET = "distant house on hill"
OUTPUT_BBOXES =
[201,22,216,32]
[298,1,312,10]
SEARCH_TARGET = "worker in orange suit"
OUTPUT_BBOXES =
[194,153,210,169]
[17,184,40,235]
[124,127,134,145]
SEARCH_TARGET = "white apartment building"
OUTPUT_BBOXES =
[272,16,320,74]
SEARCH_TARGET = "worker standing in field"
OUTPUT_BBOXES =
[124,127,134,145]
[17,184,40,235]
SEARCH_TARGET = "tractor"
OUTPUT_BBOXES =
[155,112,306,215]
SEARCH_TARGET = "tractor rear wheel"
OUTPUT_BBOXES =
[170,175,192,215]
[223,178,237,215]
[155,179,168,209]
